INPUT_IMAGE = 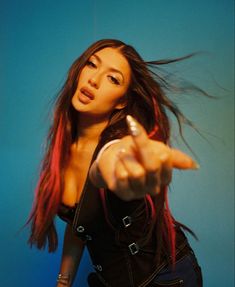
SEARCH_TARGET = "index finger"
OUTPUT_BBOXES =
[126,115,150,162]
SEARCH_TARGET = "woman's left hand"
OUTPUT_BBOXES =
[95,115,199,201]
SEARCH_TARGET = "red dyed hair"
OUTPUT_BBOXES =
[27,115,68,251]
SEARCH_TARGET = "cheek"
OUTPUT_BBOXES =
[106,84,127,99]
[77,67,90,84]
[104,89,126,105]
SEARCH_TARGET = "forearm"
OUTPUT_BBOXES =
[57,224,85,286]
[89,160,106,187]
[89,139,121,188]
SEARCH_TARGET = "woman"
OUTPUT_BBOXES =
[27,39,203,286]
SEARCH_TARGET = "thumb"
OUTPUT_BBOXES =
[126,115,199,171]
[171,148,200,170]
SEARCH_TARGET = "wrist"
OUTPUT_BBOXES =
[96,139,121,163]
[89,139,120,187]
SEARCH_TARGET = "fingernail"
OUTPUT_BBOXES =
[192,160,200,170]
[126,115,141,137]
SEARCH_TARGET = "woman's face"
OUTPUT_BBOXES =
[71,47,131,119]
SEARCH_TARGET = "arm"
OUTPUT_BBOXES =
[57,224,85,287]
[90,115,199,201]
[89,139,121,188]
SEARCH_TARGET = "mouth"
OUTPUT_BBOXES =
[80,87,95,100]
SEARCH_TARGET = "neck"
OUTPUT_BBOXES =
[76,114,109,143]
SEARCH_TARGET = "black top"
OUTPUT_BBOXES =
[58,203,77,223]
[57,140,191,287]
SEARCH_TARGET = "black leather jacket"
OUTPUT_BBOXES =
[58,141,192,287]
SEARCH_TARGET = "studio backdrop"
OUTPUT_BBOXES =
[1,1,234,286]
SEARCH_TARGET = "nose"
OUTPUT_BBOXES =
[88,73,100,89]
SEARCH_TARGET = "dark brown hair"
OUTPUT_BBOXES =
[27,39,200,256]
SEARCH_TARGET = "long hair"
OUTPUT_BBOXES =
[27,39,199,256]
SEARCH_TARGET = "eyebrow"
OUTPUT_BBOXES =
[92,54,125,83]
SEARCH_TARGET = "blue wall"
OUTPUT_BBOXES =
[1,0,234,286]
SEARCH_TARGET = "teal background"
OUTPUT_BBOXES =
[1,0,234,286]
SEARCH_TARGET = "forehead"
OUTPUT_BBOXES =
[93,47,131,76]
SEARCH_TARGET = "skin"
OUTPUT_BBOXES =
[62,47,131,207]
[58,47,198,286]
[63,47,198,206]
[71,47,131,120]
[59,47,133,287]
[97,116,199,201]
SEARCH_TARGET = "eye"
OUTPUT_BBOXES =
[108,75,121,85]
[86,60,96,68]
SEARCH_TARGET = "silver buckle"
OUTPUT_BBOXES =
[122,216,132,228]
[85,235,92,241]
[76,225,85,233]
[94,264,103,272]
[128,242,139,255]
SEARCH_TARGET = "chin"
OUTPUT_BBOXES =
[71,96,84,112]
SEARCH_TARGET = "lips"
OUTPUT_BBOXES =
[80,87,95,100]
[77,87,95,105]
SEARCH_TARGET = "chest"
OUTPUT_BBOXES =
[62,143,97,206]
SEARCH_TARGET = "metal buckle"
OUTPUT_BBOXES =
[122,216,132,228]
[76,225,85,233]
[85,235,92,241]
[94,264,103,272]
[128,242,139,255]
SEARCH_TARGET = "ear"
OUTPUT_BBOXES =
[114,96,127,110]
[115,102,127,110]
